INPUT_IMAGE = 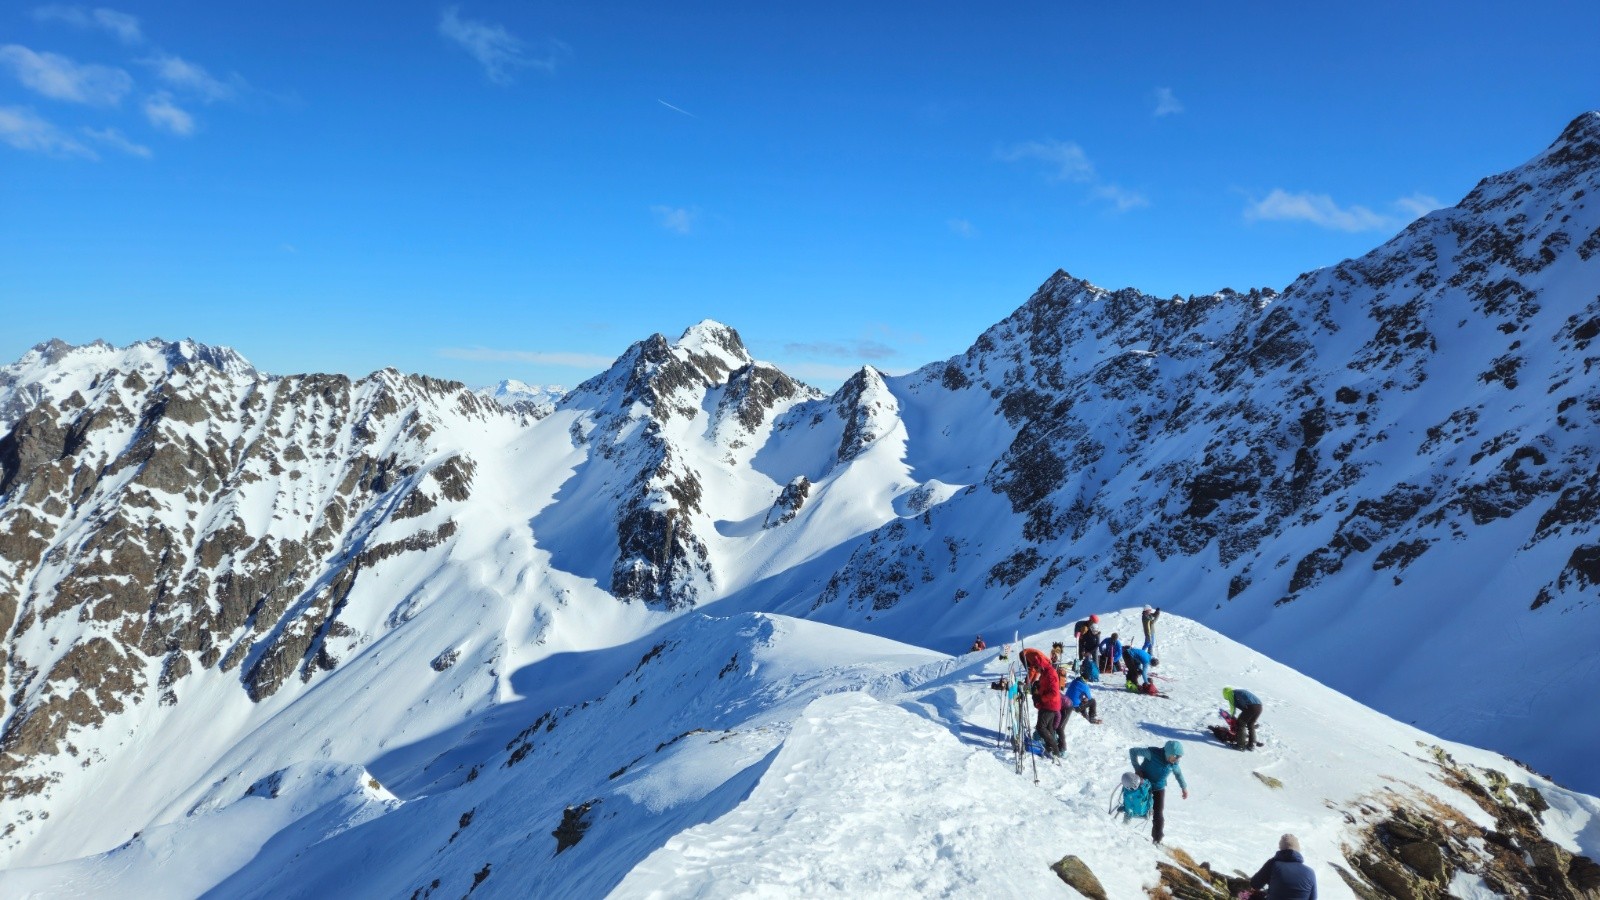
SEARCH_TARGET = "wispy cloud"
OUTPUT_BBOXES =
[782,339,899,362]
[782,361,878,383]
[143,91,195,135]
[0,44,132,105]
[0,104,94,157]
[439,6,566,85]
[1245,189,1439,232]
[657,99,696,118]
[142,53,238,102]
[1392,193,1442,219]
[999,138,1148,213]
[651,205,696,235]
[947,218,978,238]
[32,5,143,44]
[1092,184,1149,211]
[1153,87,1183,117]
[996,139,1094,183]
[438,347,615,369]
[82,124,149,157]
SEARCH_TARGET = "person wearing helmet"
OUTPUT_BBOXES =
[1020,647,1063,757]
[1074,614,1101,664]
[970,635,986,652]
[1129,740,1189,844]
[1141,605,1161,653]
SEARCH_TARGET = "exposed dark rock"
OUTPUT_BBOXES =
[552,800,597,854]
[764,476,810,528]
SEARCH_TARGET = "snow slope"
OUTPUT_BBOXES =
[3,611,1594,898]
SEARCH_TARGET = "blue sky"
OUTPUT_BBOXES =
[3,2,1597,389]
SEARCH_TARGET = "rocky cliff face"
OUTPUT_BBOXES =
[0,340,530,834]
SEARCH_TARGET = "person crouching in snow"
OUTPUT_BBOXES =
[1122,645,1157,691]
[970,635,985,652]
[1020,648,1063,757]
[1129,740,1188,844]
[1063,673,1099,725]
[1223,687,1264,750]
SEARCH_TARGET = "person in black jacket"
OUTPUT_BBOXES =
[1251,833,1317,899]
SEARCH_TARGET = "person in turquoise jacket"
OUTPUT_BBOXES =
[1130,740,1189,844]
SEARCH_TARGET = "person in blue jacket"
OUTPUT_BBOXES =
[1129,740,1188,844]
[1098,633,1123,673]
[1122,646,1156,690]
[1251,833,1317,899]
[1223,687,1264,751]
[1063,674,1100,724]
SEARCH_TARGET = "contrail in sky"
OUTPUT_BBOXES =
[657,99,697,118]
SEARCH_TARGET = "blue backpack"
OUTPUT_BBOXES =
[1112,772,1152,819]
[1080,657,1100,682]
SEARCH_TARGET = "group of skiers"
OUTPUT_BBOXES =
[979,607,1315,897]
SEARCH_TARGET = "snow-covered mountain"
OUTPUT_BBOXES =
[477,379,566,418]
[2,113,1600,895]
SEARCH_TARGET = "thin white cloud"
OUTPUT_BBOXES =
[657,99,696,118]
[999,138,1150,211]
[439,6,566,85]
[1393,193,1442,219]
[1092,184,1150,212]
[997,139,1095,183]
[438,347,615,369]
[1153,87,1183,117]
[948,218,978,238]
[32,5,143,44]
[0,104,94,157]
[782,339,898,362]
[651,205,696,235]
[142,54,238,103]
[143,91,195,135]
[0,44,132,105]
[1245,189,1439,232]
[82,124,150,157]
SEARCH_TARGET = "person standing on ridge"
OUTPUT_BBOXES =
[1020,647,1063,757]
[1099,632,1123,673]
[1073,614,1100,663]
[1129,740,1188,844]
[1250,833,1317,899]
[1224,687,1264,750]
[1141,605,1161,653]
[1122,645,1156,691]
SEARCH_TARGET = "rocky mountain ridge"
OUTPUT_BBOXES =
[1,113,1599,870]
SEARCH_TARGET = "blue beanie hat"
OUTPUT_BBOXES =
[1164,740,1184,758]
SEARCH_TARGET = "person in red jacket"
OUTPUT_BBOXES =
[1020,647,1063,757]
